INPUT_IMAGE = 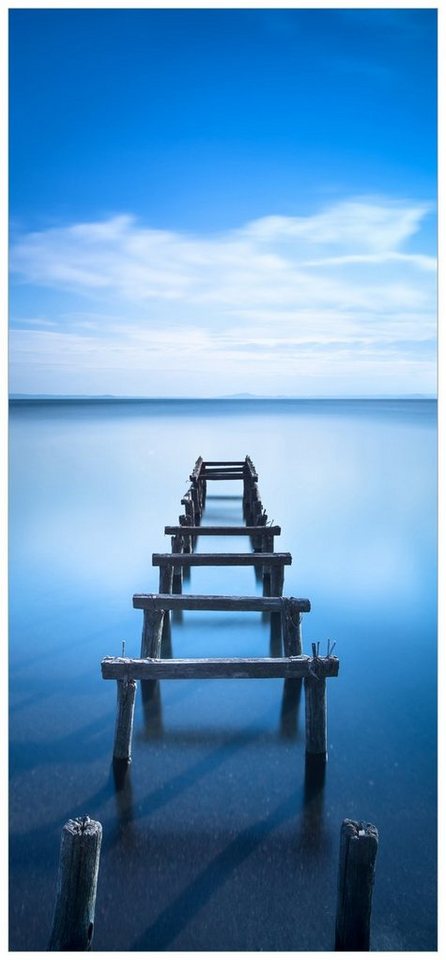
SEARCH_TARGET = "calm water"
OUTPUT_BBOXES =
[9,399,437,951]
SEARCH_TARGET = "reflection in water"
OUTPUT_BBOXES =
[299,754,328,856]
[140,680,164,740]
[280,678,302,740]
[112,758,135,829]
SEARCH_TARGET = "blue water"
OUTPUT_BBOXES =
[9,399,437,950]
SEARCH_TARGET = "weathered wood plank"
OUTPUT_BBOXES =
[152,552,292,567]
[335,819,379,950]
[49,817,102,951]
[102,655,339,681]
[203,460,245,466]
[164,525,281,536]
[133,593,311,613]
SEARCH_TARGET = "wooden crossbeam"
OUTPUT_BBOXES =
[152,552,292,567]
[164,525,281,536]
[203,461,245,467]
[200,472,245,480]
[102,655,339,681]
[133,593,310,612]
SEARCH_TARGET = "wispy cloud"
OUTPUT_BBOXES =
[9,197,436,395]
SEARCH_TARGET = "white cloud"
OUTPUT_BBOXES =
[9,197,437,395]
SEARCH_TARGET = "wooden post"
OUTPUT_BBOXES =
[270,563,285,596]
[49,816,102,951]
[335,819,379,951]
[184,496,195,525]
[304,672,327,757]
[159,564,174,594]
[113,678,137,761]
[200,477,207,508]
[171,534,183,594]
[281,599,303,656]
[179,514,192,553]
[190,483,201,522]
[141,608,164,659]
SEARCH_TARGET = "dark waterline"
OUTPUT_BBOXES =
[9,399,437,950]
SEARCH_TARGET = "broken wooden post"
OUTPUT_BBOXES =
[335,819,379,951]
[49,816,102,951]
[113,678,137,762]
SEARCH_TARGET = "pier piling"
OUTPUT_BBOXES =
[49,816,102,951]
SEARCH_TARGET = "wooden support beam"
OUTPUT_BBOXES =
[165,525,281,537]
[113,679,137,761]
[270,564,286,596]
[335,819,379,950]
[170,534,183,592]
[204,460,245,466]
[49,817,102,951]
[201,472,245,480]
[102,655,339,681]
[141,608,164,658]
[133,594,311,613]
[159,564,174,593]
[190,483,201,520]
[178,514,193,552]
[181,495,195,523]
[304,675,327,757]
[152,552,292,567]
[281,598,303,656]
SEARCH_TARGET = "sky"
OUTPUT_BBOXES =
[9,7,437,397]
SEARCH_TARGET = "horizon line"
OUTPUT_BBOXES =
[9,393,437,401]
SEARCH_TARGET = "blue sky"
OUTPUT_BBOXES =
[9,7,437,396]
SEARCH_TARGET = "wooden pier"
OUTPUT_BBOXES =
[101,456,339,765]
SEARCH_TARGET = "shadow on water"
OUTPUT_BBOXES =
[140,680,164,739]
[131,788,302,950]
[10,712,114,776]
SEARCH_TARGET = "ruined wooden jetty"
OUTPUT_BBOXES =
[101,455,339,765]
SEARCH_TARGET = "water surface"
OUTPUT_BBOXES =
[9,399,437,950]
